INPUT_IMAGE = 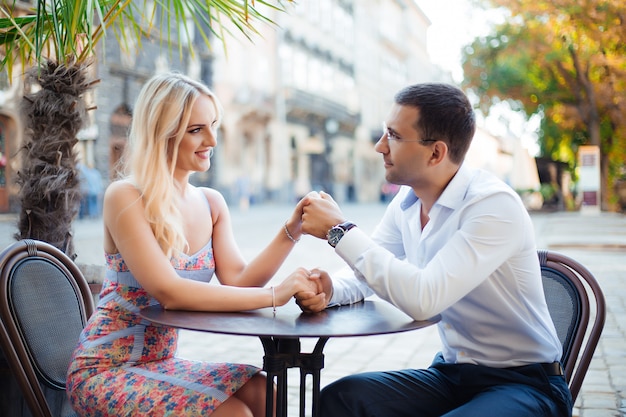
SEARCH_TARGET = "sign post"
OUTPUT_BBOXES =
[578,145,601,212]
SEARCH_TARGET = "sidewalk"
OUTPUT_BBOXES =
[1,206,624,416]
[531,211,626,417]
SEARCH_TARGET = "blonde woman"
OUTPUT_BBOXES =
[67,72,319,417]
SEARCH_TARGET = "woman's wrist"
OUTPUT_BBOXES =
[283,220,302,243]
[270,286,276,314]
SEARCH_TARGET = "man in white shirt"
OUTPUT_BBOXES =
[297,83,572,416]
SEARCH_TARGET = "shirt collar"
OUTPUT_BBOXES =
[436,164,475,210]
[400,189,419,210]
[399,164,475,211]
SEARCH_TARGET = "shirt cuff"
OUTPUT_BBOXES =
[334,227,376,268]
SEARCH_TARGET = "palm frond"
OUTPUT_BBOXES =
[0,0,292,74]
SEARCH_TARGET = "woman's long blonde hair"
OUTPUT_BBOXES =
[124,72,221,257]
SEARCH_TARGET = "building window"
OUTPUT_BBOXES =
[279,43,294,86]
[320,0,333,32]
[294,49,308,89]
[321,61,333,93]
[309,58,322,91]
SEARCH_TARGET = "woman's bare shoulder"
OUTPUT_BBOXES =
[105,179,140,196]
[197,186,229,223]
[103,179,143,208]
[198,186,227,207]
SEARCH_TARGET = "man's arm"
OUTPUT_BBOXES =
[333,192,528,321]
[297,190,404,312]
[295,266,375,313]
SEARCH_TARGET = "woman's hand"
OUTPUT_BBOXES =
[274,267,318,306]
[295,268,332,313]
[285,197,306,241]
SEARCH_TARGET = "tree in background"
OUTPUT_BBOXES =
[462,0,625,211]
[0,0,292,258]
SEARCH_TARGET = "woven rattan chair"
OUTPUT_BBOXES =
[0,239,94,417]
[538,249,606,402]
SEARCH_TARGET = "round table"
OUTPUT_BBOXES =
[140,299,440,417]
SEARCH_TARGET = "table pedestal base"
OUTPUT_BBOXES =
[260,336,329,417]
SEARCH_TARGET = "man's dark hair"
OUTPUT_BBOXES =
[394,83,476,164]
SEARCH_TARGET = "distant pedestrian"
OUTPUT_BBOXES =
[77,162,90,219]
[78,162,103,218]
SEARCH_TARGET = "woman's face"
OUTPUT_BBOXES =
[172,94,218,176]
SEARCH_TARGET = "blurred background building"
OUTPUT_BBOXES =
[0,0,540,213]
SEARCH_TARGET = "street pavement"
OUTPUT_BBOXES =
[1,204,625,416]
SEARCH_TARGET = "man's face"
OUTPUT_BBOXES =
[374,104,436,189]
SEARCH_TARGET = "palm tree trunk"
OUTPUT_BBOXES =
[14,60,96,259]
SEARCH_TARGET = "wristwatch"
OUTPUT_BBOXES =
[327,221,357,248]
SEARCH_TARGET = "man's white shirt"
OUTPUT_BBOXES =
[328,164,562,368]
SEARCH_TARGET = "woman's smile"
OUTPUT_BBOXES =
[195,149,212,160]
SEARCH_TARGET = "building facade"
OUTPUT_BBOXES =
[0,0,441,212]
[207,0,438,205]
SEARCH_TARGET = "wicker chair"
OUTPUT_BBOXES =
[0,239,94,417]
[538,249,606,402]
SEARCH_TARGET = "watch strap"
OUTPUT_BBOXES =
[327,221,357,247]
[337,221,357,232]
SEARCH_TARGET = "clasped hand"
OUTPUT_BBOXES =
[286,191,346,313]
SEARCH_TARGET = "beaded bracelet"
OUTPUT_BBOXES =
[283,221,300,243]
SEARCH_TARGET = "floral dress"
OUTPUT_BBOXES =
[66,240,259,416]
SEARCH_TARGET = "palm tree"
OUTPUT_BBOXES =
[0,0,291,259]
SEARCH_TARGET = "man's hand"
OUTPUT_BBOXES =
[295,269,333,313]
[302,191,345,240]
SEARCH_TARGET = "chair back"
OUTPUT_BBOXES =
[0,239,94,417]
[538,250,606,402]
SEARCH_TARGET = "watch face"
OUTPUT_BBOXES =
[327,227,344,247]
